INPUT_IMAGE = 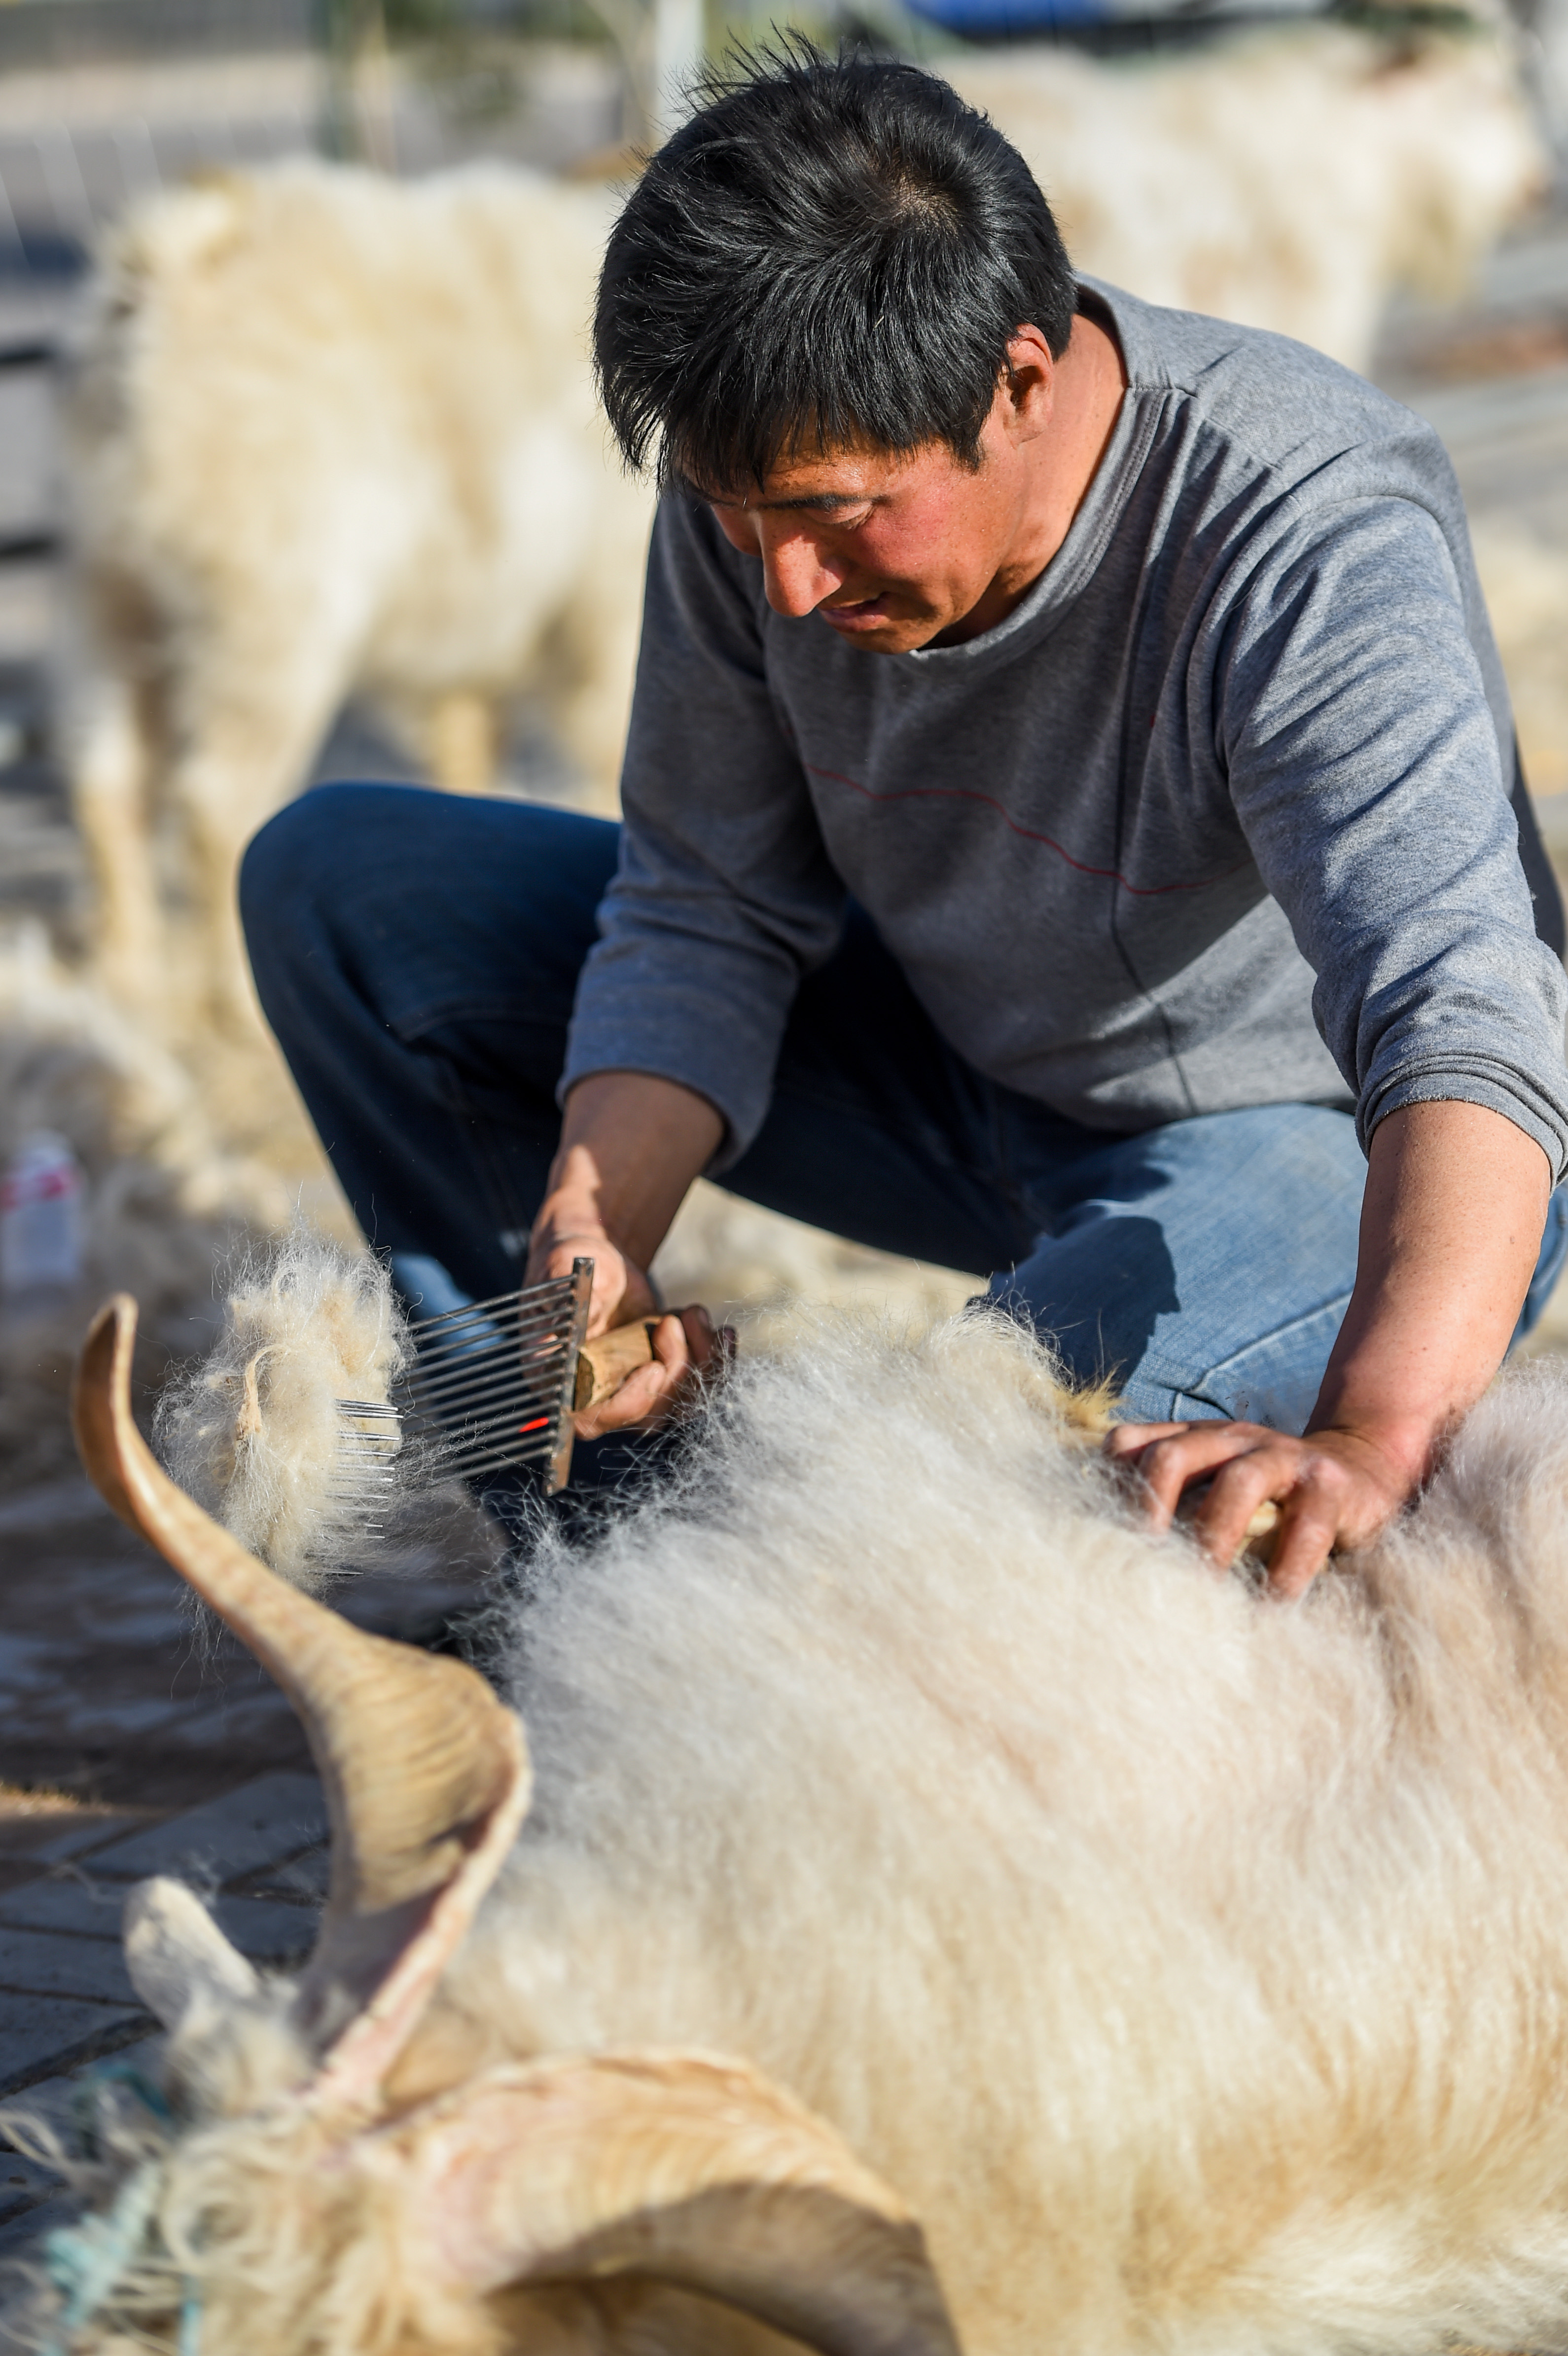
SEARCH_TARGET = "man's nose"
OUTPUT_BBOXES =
[759,526,841,617]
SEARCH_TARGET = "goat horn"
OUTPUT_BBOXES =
[72,1296,531,2105]
[394,2049,963,2356]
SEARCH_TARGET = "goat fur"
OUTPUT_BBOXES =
[35,1309,1568,2356]
[152,1230,410,1588]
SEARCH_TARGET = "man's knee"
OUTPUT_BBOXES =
[239,782,389,951]
[994,1103,1368,1421]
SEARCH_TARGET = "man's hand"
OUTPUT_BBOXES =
[1104,1418,1418,1597]
[1103,1099,1552,1597]
[574,1299,732,1440]
[529,1212,731,1438]
[525,1069,731,1438]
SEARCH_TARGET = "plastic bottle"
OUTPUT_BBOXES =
[0,1130,84,1300]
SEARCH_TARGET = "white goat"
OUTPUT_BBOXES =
[33,1290,1568,2356]
[59,160,653,1024]
[944,22,1541,372]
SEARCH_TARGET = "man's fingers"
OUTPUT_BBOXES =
[1262,1493,1343,1599]
[647,1305,726,1376]
[572,1305,726,1438]
[1184,1447,1296,1570]
[1110,1420,1274,1525]
[1103,1421,1188,1457]
[572,1356,673,1438]
[1108,1417,1358,1586]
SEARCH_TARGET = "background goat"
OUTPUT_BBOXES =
[59,159,653,1026]
[946,23,1539,371]
[30,1291,1568,2356]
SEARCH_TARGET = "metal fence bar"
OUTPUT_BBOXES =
[0,159,24,266]
[110,118,163,199]
[0,531,62,566]
[36,121,99,247]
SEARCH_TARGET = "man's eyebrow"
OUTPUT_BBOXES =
[704,489,875,513]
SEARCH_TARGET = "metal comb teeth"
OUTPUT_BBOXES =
[333,1258,594,1511]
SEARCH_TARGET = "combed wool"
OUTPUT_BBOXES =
[154,1230,410,1588]
[34,1311,1568,2356]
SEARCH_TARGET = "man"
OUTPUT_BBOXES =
[242,47,1568,1596]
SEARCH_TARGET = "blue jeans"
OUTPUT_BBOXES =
[240,783,1568,1434]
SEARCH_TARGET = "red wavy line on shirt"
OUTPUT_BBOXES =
[805,763,1250,898]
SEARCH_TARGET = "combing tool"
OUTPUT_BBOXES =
[336,1256,660,1507]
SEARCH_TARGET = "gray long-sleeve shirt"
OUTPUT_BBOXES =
[563,280,1568,1180]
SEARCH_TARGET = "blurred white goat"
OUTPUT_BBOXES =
[944,23,1542,370]
[35,1294,1568,2356]
[59,160,653,1025]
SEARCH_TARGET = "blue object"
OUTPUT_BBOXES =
[388,1250,474,1320]
[901,0,1319,36]
[38,2066,197,2356]
[904,0,1108,30]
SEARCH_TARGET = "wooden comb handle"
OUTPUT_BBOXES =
[573,1320,659,1412]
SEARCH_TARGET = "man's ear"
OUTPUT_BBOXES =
[1000,325,1057,442]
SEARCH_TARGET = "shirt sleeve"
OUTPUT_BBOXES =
[561,495,847,1167]
[1214,492,1568,1180]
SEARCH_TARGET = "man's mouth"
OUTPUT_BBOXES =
[820,593,894,632]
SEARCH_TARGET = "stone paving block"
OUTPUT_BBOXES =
[237,1841,329,1904]
[0,1884,124,1940]
[0,1479,107,1538]
[0,1880,315,1961]
[0,2074,72,2145]
[20,1817,143,1869]
[0,1998,144,2098]
[0,2035,167,2149]
[85,1773,326,1885]
[0,2189,76,2259]
[208,1895,316,1962]
[0,2285,46,2356]
[0,2156,61,2227]
[0,1929,135,2006]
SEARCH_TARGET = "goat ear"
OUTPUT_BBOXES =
[394,2050,963,2356]
[123,1878,259,2030]
[73,1296,532,2113]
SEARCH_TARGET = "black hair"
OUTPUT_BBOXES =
[593,39,1078,490]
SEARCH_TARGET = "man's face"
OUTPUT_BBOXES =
[701,378,1039,656]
